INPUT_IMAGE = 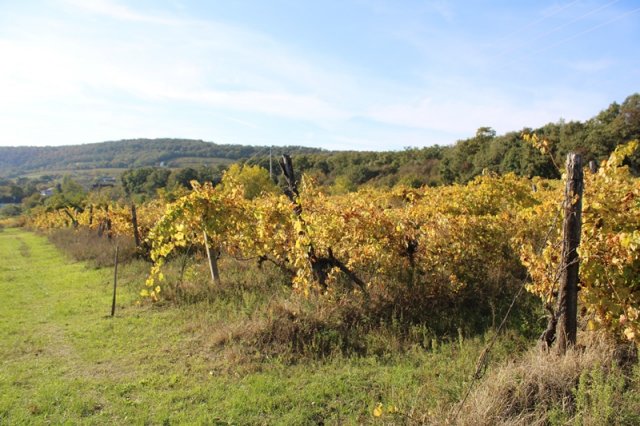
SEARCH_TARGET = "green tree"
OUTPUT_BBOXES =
[0,204,22,217]
[143,168,171,194]
[330,175,356,194]
[121,168,154,195]
[169,168,199,190]
[45,176,86,211]
[222,164,278,199]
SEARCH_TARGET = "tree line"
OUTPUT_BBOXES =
[253,93,639,189]
[1,93,638,218]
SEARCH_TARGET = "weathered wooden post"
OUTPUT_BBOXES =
[100,205,112,240]
[131,203,141,249]
[203,230,220,285]
[106,218,112,240]
[111,245,119,317]
[555,153,583,354]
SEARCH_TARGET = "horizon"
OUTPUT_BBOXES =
[1,0,639,150]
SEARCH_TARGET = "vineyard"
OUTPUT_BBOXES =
[28,141,640,346]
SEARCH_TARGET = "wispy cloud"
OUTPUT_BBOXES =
[5,0,356,123]
[565,58,613,73]
[366,88,603,137]
[61,0,180,24]
[0,0,637,148]
[426,0,455,22]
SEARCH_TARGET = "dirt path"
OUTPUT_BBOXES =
[0,228,140,422]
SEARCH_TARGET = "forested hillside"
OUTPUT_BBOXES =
[1,94,639,188]
[263,93,640,188]
[0,139,323,176]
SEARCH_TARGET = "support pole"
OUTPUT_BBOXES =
[555,153,583,354]
[203,230,220,285]
[131,203,141,249]
[111,245,119,317]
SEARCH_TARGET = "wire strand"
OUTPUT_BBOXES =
[450,200,563,423]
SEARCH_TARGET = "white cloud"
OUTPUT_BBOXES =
[61,0,180,25]
[1,1,358,125]
[0,0,634,148]
[366,89,603,137]
[564,58,613,73]
[426,0,455,22]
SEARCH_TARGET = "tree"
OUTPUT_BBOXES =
[169,168,199,190]
[331,175,357,194]
[0,204,22,217]
[121,168,154,195]
[45,176,86,211]
[143,168,170,194]
[476,126,496,139]
[222,164,278,199]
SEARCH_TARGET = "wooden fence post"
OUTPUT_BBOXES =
[131,203,141,249]
[203,230,220,285]
[555,152,583,354]
[111,245,119,317]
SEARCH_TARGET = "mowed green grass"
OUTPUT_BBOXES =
[0,228,522,424]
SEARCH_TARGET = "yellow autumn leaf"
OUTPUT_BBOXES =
[624,327,636,341]
[373,402,383,417]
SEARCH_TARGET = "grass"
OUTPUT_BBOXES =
[2,227,638,424]
[47,228,137,268]
[456,332,640,425]
[0,227,527,424]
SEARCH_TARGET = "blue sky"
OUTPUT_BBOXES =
[0,0,638,150]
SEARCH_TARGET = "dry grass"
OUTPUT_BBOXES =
[445,332,638,425]
[154,251,542,369]
[0,216,26,228]
[47,228,137,268]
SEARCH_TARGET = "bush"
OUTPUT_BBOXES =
[0,204,22,218]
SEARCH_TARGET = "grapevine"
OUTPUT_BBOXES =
[27,143,640,344]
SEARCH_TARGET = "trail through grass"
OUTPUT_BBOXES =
[0,228,525,424]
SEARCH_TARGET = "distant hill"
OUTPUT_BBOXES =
[2,93,638,185]
[0,138,325,177]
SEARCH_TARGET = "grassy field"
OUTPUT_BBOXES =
[3,227,636,424]
[1,227,524,424]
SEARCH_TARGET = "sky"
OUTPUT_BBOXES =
[0,0,639,150]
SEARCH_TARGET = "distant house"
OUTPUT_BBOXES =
[92,177,117,190]
[40,187,54,197]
